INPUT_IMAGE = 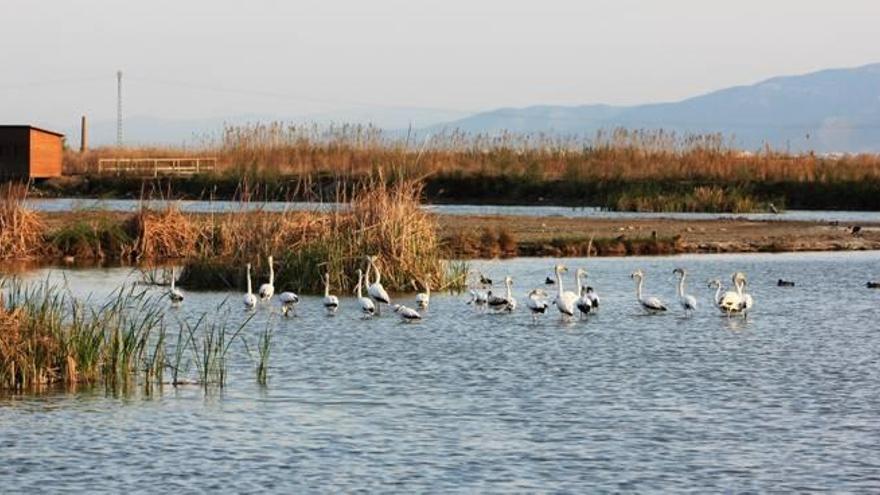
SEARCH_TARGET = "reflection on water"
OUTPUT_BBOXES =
[2,251,880,491]
[27,198,880,223]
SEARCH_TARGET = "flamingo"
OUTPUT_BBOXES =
[168,266,184,305]
[673,268,698,317]
[584,286,600,311]
[553,264,578,320]
[365,256,391,314]
[243,263,257,310]
[355,269,376,318]
[526,289,549,322]
[466,271,489,310]
[630,269,667,314]
[279,291,299,317]
[414,278,431,310]
[733,272,754,316]
[393,304,422,322]
[487,276,516,312]
[258,255,275,302]
[323,272,339,315]
[708,278,741,316]
[575,268,592,318]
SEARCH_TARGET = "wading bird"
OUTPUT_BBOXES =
[279,290,299,317]
[259,255,275,302]
[169,267,184,305]
[243,263,257,310]
[553,264,578,320]
[323,272,339,315]
[673,268,697,317]
[393,304,422,322]
[366,256,391,314]
[356,269,376,318]
[526,289,549,322]
[414,278,431,310]
[584,286,600,311]
[733,272,754,316]
[487,276,516,312]
[575,268,592,319]
[630,269,667,314]
[709,277,742,316]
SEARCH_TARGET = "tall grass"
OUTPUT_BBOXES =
[0,278,253,390]
[65,124,880,185]
[0,183,45,260]
[179,174,458,293]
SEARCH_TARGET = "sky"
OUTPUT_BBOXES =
[2,0,879,130]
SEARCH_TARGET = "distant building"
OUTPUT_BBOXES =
[0,125,64,179]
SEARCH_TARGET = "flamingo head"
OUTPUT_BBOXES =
[575,268,586,278]
[268,255,273,265]
[554,264,567,274]
[708,279,721,289]
[673,267,685,277]
[504,276,513,285]
[631,269,644,280]
[529,289,547,298]
[585,286,595,294]
[732,272,747,285]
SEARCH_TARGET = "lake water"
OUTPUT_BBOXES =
[26,198,880,224]
[2,252,880,492]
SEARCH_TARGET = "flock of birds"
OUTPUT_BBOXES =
[167,257,762,323]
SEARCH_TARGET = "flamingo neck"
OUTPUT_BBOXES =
[171,268,176,291]
[735,278,744,297]
[269,263,274,285]
[246,267,252,295]
[677,276,685,298]
[635,276,643,301]
[714,285,722,303]
[505,279,512,299]
[324,275,330,297]
[555,270,564,299]
[356,273,363,298]
[576,273,584,296]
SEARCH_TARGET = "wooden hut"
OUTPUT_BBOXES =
[0,125,64,179]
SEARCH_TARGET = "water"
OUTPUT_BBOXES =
[2,252,880,492]
[26,198,880,224]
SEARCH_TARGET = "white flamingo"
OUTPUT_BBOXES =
[323,272,339,315]
[243,263,257,310]
[356,269,376,318]
[259,255,275,302]
[553,264,578,320]
[168,266,184,305]
[575,268,592,319]
[673,268,698,317]
[393,304,422,322]
[631,269,667,314]
[487,276,516,312]
[526,289,549,322]
[279,291,299,317]
[733,272,754,316]
[466,271,489,310]
[366,256,391,314]
[414,278,431,310]
[708,279,738,315]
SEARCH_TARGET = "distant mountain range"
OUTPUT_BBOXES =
[65,63,880,152]
[429,63,880,152]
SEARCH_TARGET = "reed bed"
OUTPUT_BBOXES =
[180,175,456,294]
[0,183,45,260]
[0,277,254,390]
[66,124,880,185]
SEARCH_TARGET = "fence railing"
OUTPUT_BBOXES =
[95,158,217,177]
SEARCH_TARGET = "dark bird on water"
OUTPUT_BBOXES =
[867,281,880,289]
[777,279,795,287]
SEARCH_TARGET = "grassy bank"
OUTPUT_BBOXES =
[1,178,462,294]
[49,124,880,211]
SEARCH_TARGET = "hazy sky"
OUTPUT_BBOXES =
[2,0,879,127]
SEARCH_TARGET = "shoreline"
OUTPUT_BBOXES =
[28,210,880,262]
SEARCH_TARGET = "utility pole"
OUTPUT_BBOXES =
[116,70,123,147]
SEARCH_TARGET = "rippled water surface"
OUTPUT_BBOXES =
[2,252,880,492]
[27,198,880,223]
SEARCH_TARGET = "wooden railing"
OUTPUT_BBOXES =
[95,158,217,177]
